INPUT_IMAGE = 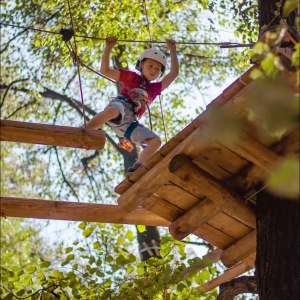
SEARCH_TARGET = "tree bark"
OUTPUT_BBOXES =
[255,1,300,298]
[217,276,257,300]
[256,189,300,299]
[258,0,298,38]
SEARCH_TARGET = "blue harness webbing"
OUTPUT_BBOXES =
[124,121,139,141]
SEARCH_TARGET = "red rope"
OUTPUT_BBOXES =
[66,0,87,127]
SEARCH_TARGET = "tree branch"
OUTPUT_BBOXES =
[0,78,30,108]
[217,276,258,300]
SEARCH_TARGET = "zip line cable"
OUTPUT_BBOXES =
[0,22,254,48]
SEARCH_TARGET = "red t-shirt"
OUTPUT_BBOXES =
[118,69,162,119]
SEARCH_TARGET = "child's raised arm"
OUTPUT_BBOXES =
[161,39,179,91]
[100,36,120,81]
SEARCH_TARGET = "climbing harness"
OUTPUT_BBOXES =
[114,92,150,152]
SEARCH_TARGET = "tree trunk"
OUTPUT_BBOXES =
[258,0,298,38]
[255,1,300,298]
[256,190,299,299]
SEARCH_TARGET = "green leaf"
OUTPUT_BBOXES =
[116,255,125,266]
[82,226,95,238]
[117,236,125,245]
[89,255,95,265]
[93,241,101,250]
[65,247,73,253]
[137,225,146,233]
[201,269,211,281]
[40,261,51,268]
[25,265,36,274]
[283,0,299,17]
[37,272,46,284]
[78,222,87,230]
[23,274,33,286]
[16,289,25,296]
[125,230,135,241]
[266,157,299,199]
[66,254,75,262]
[52,270,63,280]
[126,265,134,274]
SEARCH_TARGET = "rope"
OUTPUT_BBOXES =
[0,22,252,48]
[142,0,168,142]
[143,0,153,47]
[66,0,87,127]
[243,184,269,204]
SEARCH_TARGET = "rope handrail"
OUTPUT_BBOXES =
[0,22,253,48]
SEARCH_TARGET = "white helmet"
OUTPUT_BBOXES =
[135,48,167,74]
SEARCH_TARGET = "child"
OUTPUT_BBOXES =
[86,36,179,174]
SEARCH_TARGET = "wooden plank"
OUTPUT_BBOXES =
[224,130,281,171]
[169,199,220,240]
[0,119,106,150]
[0,197,170,226]
[154,184,199,211]
[200,142,248,175]
[218,66,253,102]
[230,129,299,194]
[202,262,253,292]
[193,224,236,249]
[192,155,232,180]
[169,154,256,229]
[142,194,185,221]
[221,230,256,268]
[208,212,252,240]
[159,120,201,157]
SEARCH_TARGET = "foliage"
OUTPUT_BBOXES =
[247,0,299,199]
[1,218,47,270]
[1,0,298,299]
[0,0,256,205]
[1,224,219,299]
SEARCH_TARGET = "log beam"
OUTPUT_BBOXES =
[0,119,106,150]
[0,197,169,226]
[169,199,220,240]
[202,262,253,292]
[221,230,257,268]
[169,154,256,229]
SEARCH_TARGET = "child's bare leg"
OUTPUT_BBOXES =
[85,106,119,130]
[137,137,161,165]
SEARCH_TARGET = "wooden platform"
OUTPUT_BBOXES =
[115,65,299,268]
[0,120,106,150]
